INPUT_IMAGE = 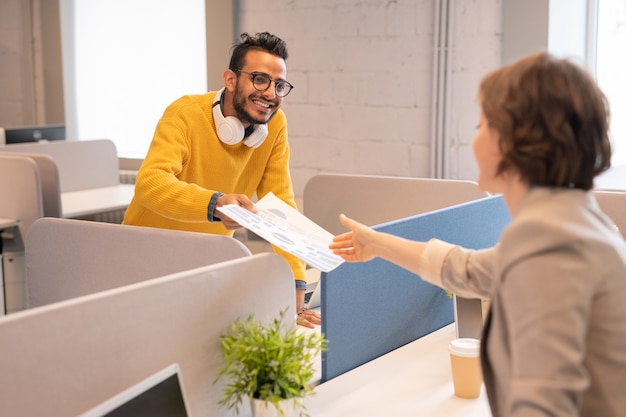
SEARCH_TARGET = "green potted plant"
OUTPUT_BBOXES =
[215,309,327,417]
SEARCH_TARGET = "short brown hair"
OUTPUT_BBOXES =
[480,52,611,190]
[228,32,288,72]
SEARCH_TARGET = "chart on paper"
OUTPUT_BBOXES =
[216,193,344,272]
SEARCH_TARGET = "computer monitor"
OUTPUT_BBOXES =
[4,124,66,144]
[78,364,190,417]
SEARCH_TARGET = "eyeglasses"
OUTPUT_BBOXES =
[236,70,294,97]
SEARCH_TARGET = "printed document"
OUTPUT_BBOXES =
[216,193,344,272]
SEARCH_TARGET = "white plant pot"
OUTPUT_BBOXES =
[250,398,300,417]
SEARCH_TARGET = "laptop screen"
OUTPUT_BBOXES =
[78,364,189,417]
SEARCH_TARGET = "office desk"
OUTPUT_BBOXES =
[61,184,135,218]
[0,218,19,230]
[306,323,491,417]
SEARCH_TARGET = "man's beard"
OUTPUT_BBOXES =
[232,87,276,126]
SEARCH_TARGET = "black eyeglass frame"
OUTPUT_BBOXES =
[235,70,294,97]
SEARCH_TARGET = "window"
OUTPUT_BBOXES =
[60,0,207,158]
[596,0,626,166]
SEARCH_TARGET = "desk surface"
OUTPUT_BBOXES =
[305,323,491,417]
[0,218,19,230]
[61,184,134,218]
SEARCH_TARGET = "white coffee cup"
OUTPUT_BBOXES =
[448,338,482,399]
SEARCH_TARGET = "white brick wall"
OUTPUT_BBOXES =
[0,0,28,126]
[0,0,47,127]
[239,0,502,198]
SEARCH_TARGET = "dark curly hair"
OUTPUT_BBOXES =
[228,32,288,72]
[480,52,611,190]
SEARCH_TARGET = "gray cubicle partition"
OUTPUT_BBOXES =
[0,139,119,192]
[0,253,295,417]
[25,218,252,308]
[320,195,511,382]
[15,153,62,217]
[0,155,44,237]
[0,139,133,221]
[303,174,488,236]
[0,155,45,313]
[0,153,61,218]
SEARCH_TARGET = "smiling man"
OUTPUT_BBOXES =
[123,32,320,328]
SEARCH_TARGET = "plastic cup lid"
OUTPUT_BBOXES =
[448,338,480,357]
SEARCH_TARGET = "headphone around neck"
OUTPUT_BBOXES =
[212,88,268,148]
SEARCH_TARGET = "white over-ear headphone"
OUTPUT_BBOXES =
[212,88,268,148]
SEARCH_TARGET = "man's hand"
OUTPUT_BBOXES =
[296,287,321,328]
[297,309,321,328]
[215,193,257,229]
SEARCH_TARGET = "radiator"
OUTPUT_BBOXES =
[87,209,128,224]
[79,170,138,224]
[119,170,139,185]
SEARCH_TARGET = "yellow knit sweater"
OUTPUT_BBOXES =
[123,91,306,282]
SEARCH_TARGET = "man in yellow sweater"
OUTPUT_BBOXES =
[123,32,320,328]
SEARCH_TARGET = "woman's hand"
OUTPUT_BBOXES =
[329,214,380,262]
[332,214,432,280]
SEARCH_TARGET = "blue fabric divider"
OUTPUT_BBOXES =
[320,195,511,382]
